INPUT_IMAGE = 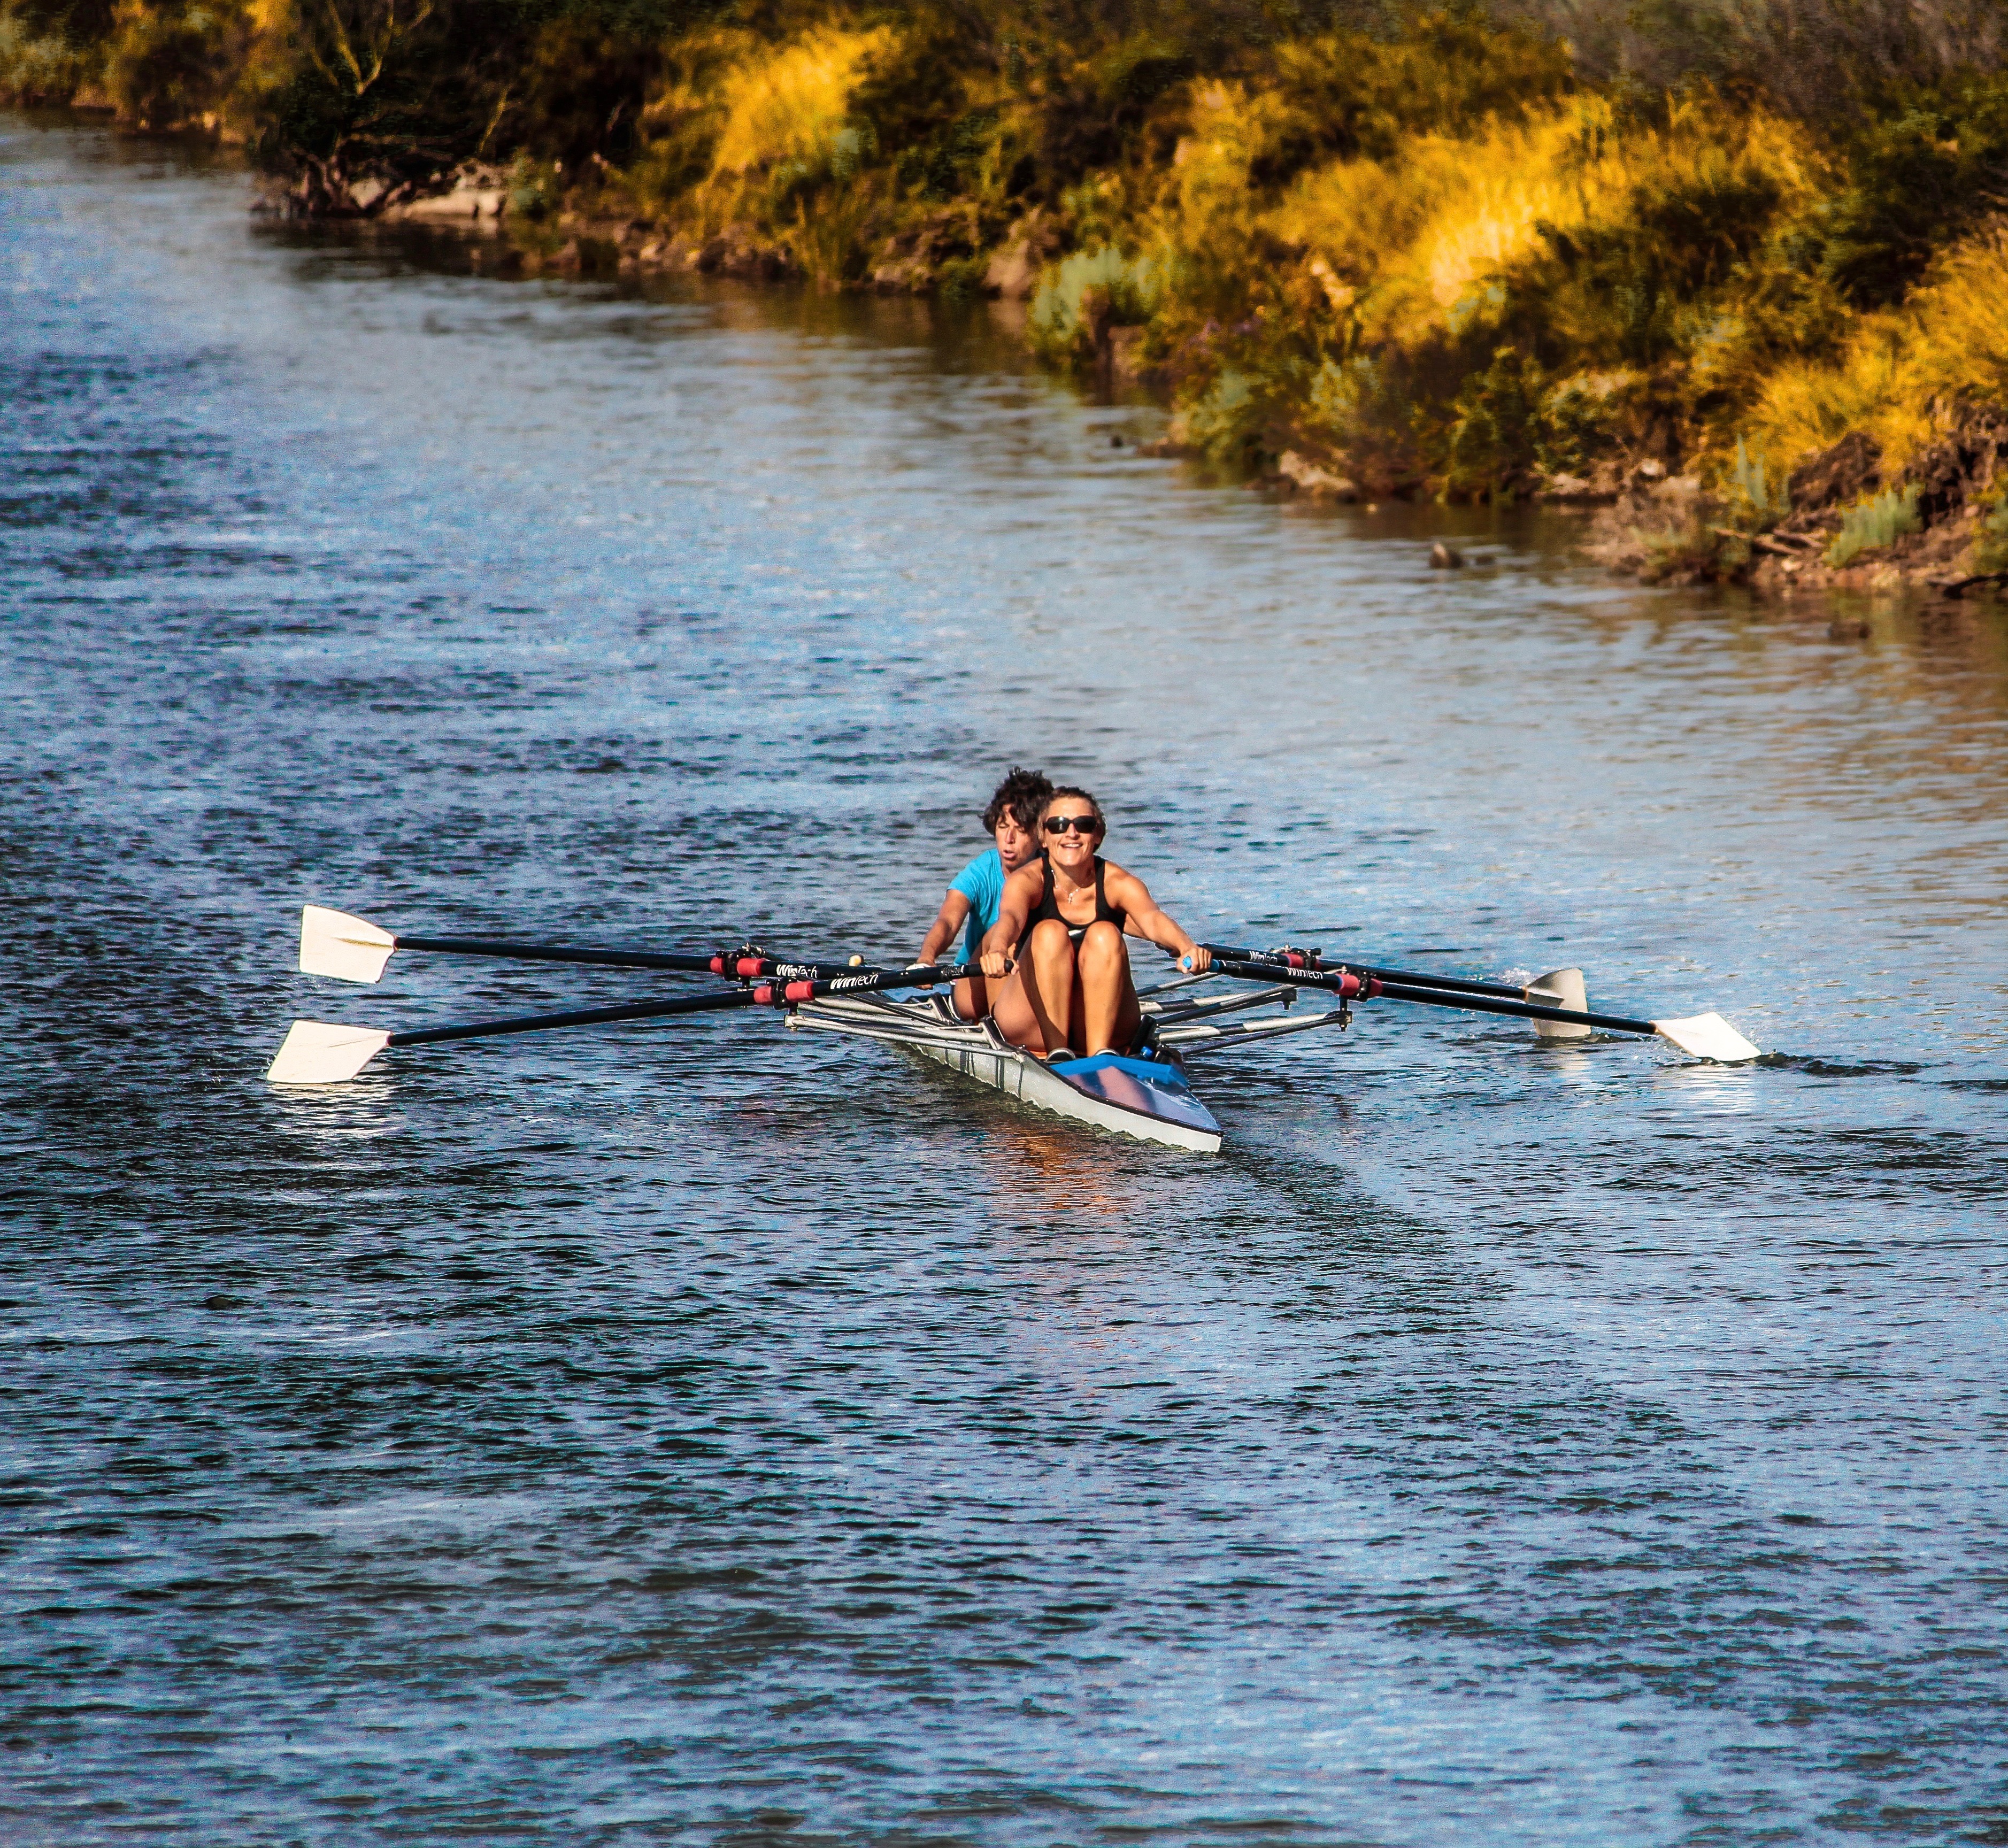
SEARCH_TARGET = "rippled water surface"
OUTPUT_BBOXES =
[5,118,2008,1846]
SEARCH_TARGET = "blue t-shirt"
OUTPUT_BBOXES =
[949,848,1007,962]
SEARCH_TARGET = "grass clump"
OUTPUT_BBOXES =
[1825,486,1921,565]
[1720,435,1790,529]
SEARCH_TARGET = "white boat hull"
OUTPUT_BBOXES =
[790,995,1224,1153]
[899,1037,1224,1154]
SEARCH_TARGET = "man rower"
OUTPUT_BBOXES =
[916,766,1053,1020]
[980,786,1211,1060]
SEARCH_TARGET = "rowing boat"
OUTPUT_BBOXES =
[790,974,1354,1153]
[271,906,1764,1144]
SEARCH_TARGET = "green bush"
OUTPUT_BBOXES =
[1536,370,1638,476]
[1304,353,1421,485]
[1818,79,2008,308]
[1266,15,1575,176]
[1178,367,1264,466]
[506,153,562,221]
[1973,496,2008,572]
[103,0,252,129]
[1029,243,1163,360]
[0,0,102,101]
[1444,345,1547,497]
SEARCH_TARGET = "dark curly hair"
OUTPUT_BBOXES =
[982,766,1053,833]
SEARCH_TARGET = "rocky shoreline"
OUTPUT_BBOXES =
[1157,427,2007,602]
[1580,410,2008,600]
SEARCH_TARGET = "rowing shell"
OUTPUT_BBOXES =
[788,979,1356,1153]
[789,994,1223,1151]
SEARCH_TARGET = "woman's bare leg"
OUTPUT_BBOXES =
[1076,921,1137,1054]
[989,965,1041,1051]
[1113,980,1142,1054]
[989,920,1078,1055]
[951,975,991,1021]
[1024,918,1081,1054]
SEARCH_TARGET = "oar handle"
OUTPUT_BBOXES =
[1202,943,1526,1001]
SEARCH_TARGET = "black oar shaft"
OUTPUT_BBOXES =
[1205,956,1657,1037]
[387,988,756,1048]
[394,933,875,983]
[1202,942,1525,1000]
[1372,980,1656,1037]
[378,961,989,1053]
[752,960,994,1003]
[1365,966,1523,999]
[396,933,721,976]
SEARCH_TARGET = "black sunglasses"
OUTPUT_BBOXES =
[1043,814,1099,835]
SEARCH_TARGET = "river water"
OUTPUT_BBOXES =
[5,117,2006,1846]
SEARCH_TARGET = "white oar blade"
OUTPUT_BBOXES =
[1652,1013,1761,1063]
[1526,966,1591,1040]
[267,1020,393,1085]
[301,905,395,982]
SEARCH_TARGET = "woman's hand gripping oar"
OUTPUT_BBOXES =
[266,958,1003,1085]
[1202,954,1763,1062]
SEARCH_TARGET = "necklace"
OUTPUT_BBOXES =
[1048,864,1094,912]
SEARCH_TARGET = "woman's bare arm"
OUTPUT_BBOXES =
[917,890,972,965]
[980,863,1043,975]
[1105,864,1210,971]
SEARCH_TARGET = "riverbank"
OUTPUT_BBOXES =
[448,141,2008,603]
[14,0,2008,596]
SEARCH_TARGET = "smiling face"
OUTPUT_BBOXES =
[994,806,1038,873]
[1040,796,1103,874]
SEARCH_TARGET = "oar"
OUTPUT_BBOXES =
[267,959,998,1085]
[298,905,868,986]
[1203,941,1559,1003]
[267,988,761,1084]
[1203,940,1594,1040]
[1202,955,1761,1062]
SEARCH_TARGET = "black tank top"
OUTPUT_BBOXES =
[1030,852,1126,940]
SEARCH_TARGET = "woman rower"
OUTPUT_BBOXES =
[979,787,1211,1060]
